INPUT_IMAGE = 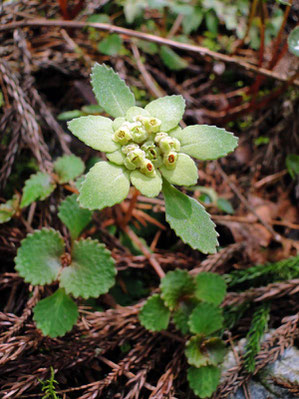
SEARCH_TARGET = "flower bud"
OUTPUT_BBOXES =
[130,122,149,144]
[141,141,161,162]
[140,159,156,177]
[163,151,178,169]
[122,143,139,155]
[158,136,181,154]
[136,116,161,133]
[154,132,168,145]
[124,148,146,170]
[113,125,132,145]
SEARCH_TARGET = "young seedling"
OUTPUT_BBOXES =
[68,63,238,254]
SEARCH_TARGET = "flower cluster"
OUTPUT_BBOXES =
[112,113,182,177]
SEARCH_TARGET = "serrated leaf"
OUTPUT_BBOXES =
[33,289,78,338]
[187,366,221,398]
[130,170,162,197]
[288,26,299,57]
[145,95,185,132]
[170,125,238,160]
[58,194,92,240]
[78,162,130,210]
[0,195,19,224]
[160,153,198,186]
[54,154,85,184]
[189,303,223,335]
[160,269,195,310]
[217,198,234,214]
[139,294,170,332]
[68,115,119,153]
[98,34,123,56]
[160,45,188,71]
[173,300,196,334]
[91,63,135,118]
[163,180,218,254]
[195,272,227,305]
[185,336,227,368]
[21,172,56,208]
[59,238,116,299]
[15,228,64,285]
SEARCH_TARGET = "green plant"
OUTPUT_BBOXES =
[15,194,116,337]
[139,270,227,398]
[68,63,238,254]
[39,367,61,399]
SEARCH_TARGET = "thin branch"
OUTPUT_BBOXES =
[1,19,298,86]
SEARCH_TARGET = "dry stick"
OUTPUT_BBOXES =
[1,19,299,86]
[131,43,164,98]
[124,226,165,278]
[122,187,140,227]
[215,162,282,242]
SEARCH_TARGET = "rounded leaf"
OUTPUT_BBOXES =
[195,272,227,305]
[188,302,224,335]
[20,172,56,208]
[162,180,218,254]
[33,289,78,338]
[91,63,135,118]
[107,149,126,165]
[67,115,119,153]
[125,106,150,122]
[139,294,170,332]
[171,125,238,160]
[288,26,299,57]
[145,95,185,132]
[187,366,221,398]
[185,336,227,367]
[54,154,85,184]
[160,269,195,310]
[172,300,197,334]
[15,228,64,285]
[58,194,92,240]
[78,162,130,210]
[160,153,198,186]
[59,238,116,299]
[0,195,19,224]
[130,170,162,197]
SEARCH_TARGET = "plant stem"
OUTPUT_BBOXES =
[121,187,140,227]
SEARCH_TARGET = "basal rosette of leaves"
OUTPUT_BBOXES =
[68,63,238,254]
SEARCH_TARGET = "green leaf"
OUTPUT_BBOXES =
[205,10,218,34]
[54,154,85,184]
[187,366,221,398]
[217,198,234,214]
[163,180,218,254]
[15,228,64,285]
[59,238,116,299]
[185,336,227,368]
[195,272,227,305]
[98,34,123,56]
[160,153,198,186]
[276,0,291,5]
[107,149,126,165]
[288,26,299,57]
[188,302,224,335]
[67,115,119,153]
[33,289,78,338]
[137,40,159,55]
[182,7,204,34]
[123,0,147,23]
[160,45,188,71]
[57,110,84,120]
[170,125,238,160]
[87,14,110,23]
[0,195,19,224]
[139,294,170,332]
[91,63,135,118]
[286,154,299,179]
[58,194,92,240]
[125,106,150,122]
[20,172,56,208]
[78,162,130,210]
[145,95,185,132]
[130,170,162,197]
[172,300,196,334]
[160,269,195,310]
[81,104,104,114]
